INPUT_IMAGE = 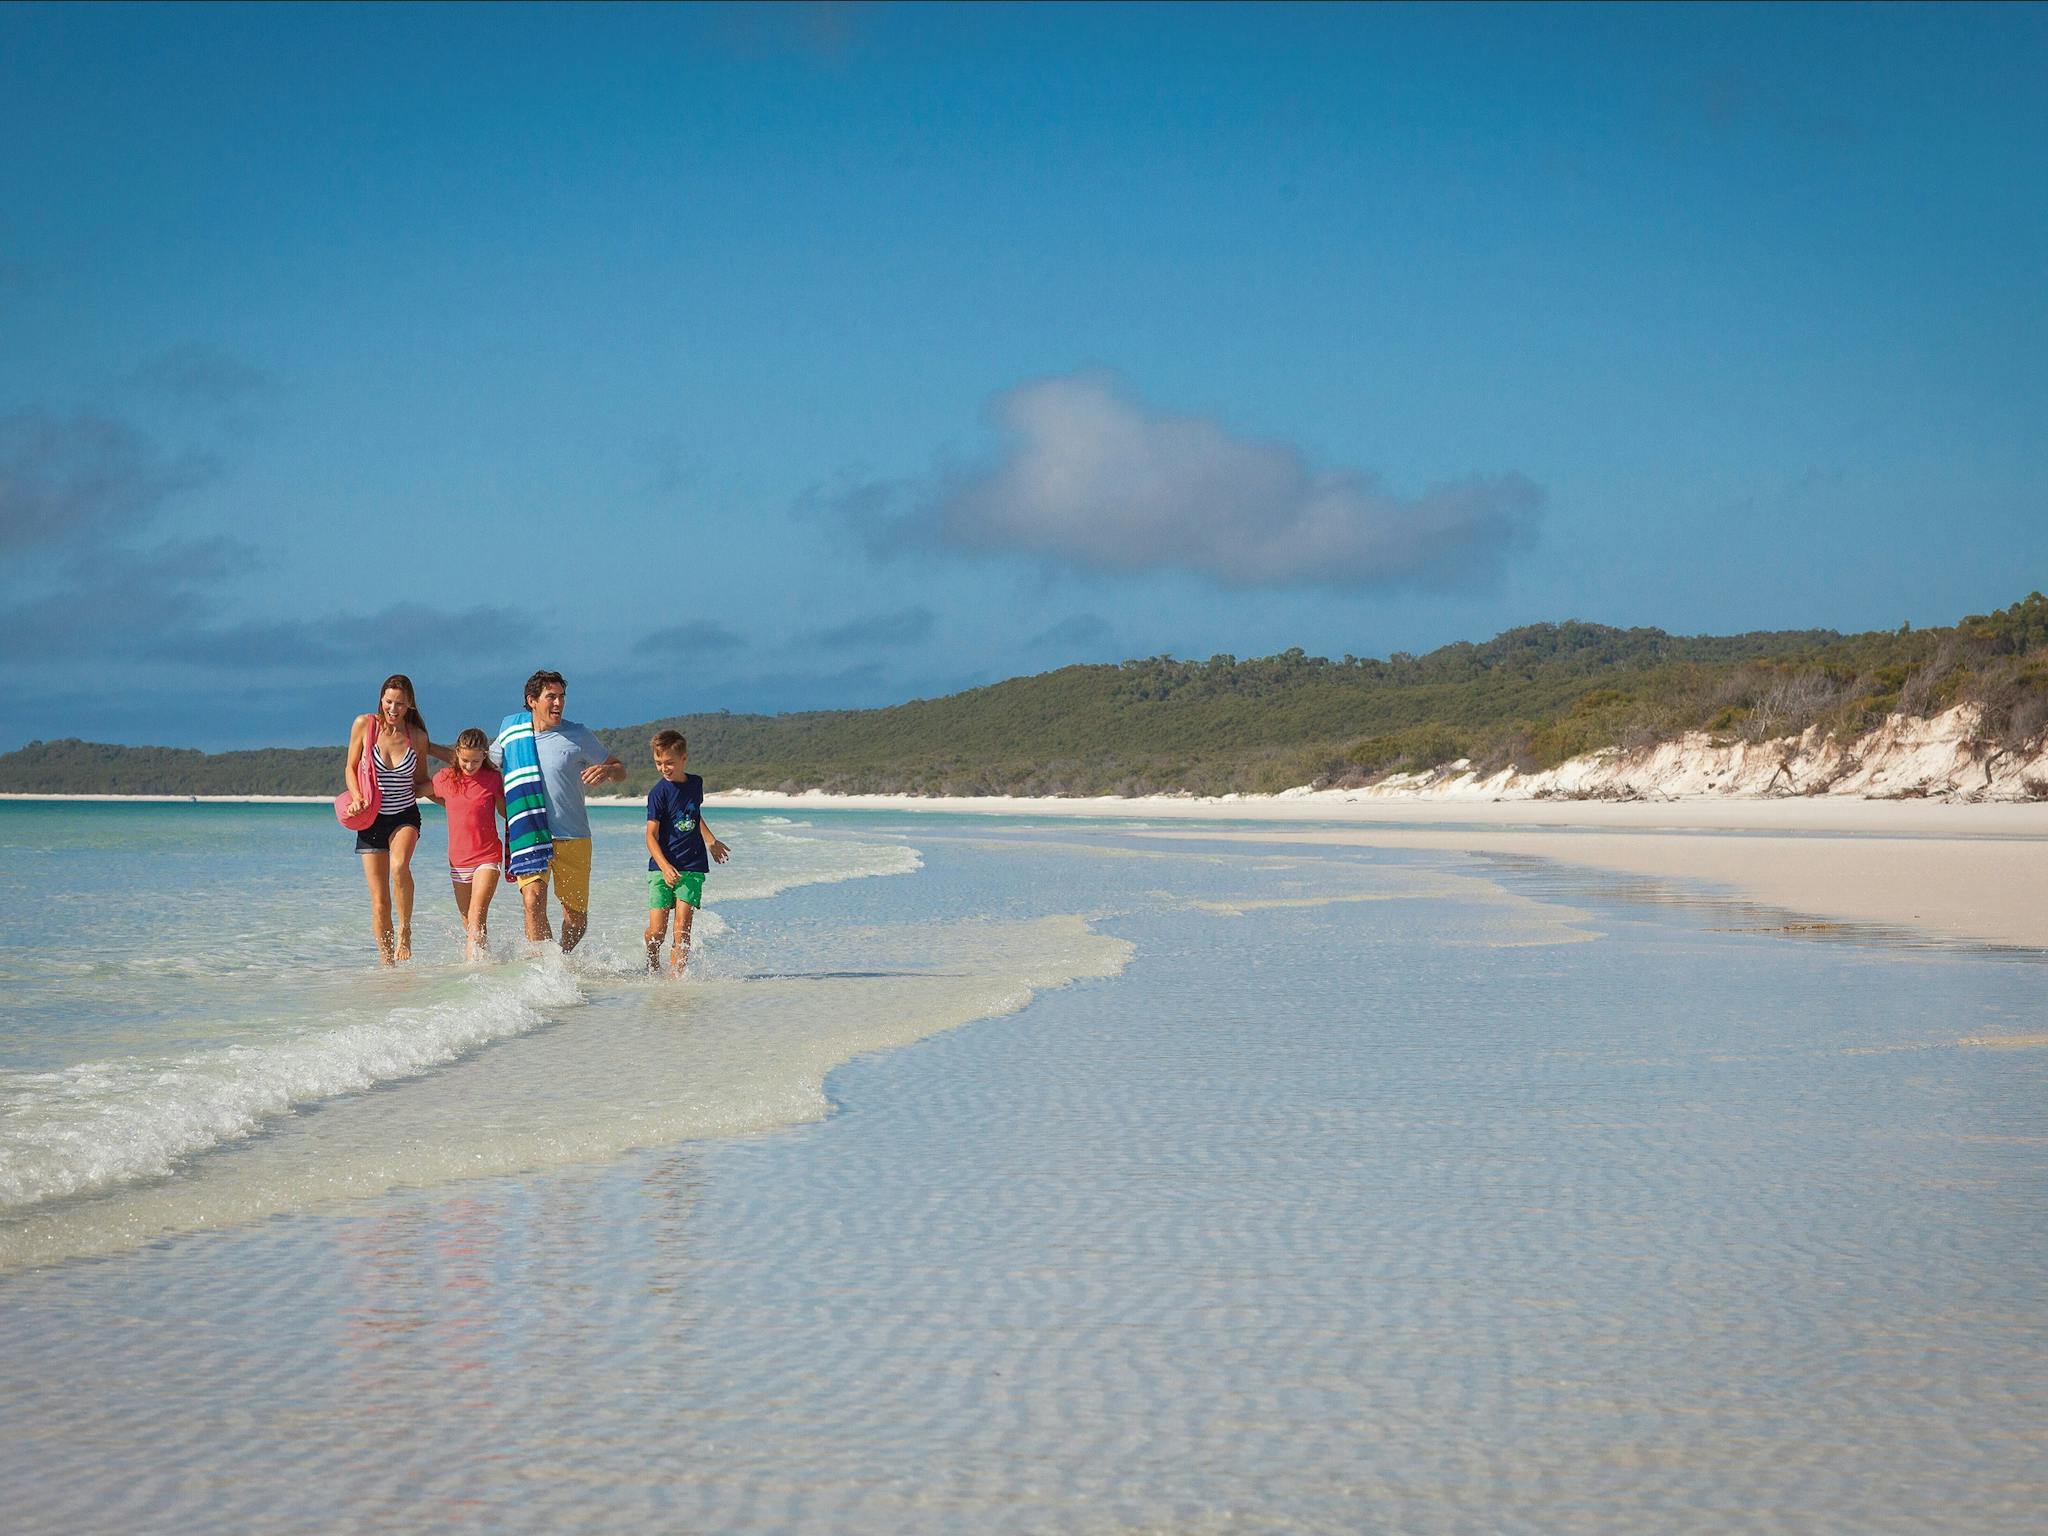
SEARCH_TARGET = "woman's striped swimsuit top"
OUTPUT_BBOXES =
[374,741,418,814]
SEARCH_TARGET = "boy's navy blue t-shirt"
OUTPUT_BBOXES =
[646,774,708,873]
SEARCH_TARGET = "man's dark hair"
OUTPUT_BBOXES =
[524,670,567,706]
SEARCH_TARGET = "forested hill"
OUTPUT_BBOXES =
[6,594,2045,799]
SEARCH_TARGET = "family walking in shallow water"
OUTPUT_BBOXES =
[341,669,724,971]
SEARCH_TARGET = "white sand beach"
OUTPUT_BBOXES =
[7,789,2043,950]
[714,790,2048,951]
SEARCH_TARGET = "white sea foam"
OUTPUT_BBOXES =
[0,960,584,1210]
[712,825,921,901]
[0,915,1132,1269]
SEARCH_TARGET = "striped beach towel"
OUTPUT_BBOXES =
[494,709,554,877]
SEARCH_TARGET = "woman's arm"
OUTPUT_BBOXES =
[410,727,437,798]
[422,735,455,764]
[343,717,368,810]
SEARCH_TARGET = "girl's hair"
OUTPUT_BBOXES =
[455,727,489,752]
[377,674,427,734]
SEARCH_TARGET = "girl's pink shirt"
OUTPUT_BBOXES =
[433,765,505,868]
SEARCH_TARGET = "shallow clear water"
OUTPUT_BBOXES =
[1,803,2043,1533]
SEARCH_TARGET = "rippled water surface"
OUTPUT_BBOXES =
[2,803,2044,1534]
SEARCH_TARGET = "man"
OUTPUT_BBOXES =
[490,669,625,951]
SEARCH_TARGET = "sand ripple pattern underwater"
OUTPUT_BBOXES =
[1,805,2045,1535]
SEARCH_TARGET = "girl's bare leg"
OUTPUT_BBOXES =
[389,824,421,961]
[466,867,500,959]
[361,851,395,966]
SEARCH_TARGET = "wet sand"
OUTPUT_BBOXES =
[717,793,2048,952]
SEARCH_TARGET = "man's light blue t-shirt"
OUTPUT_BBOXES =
[491,720,609,840]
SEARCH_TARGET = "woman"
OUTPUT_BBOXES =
[343,675,451,964]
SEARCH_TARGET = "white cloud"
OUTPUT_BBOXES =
[851,371,1542,591]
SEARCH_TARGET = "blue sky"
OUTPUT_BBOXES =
[3,2,2043,750]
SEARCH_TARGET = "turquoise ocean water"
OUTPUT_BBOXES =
[1,801,2043,1533]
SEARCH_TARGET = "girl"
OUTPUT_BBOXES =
[342,675,450,964]
[432,728,506,960]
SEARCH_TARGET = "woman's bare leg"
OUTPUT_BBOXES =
[389,824,420,961]
[361,850,395,966]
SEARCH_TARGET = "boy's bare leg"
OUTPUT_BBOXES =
[644,907,669,972]
[672,905,696,976]
[521,875,553,943]
[560,905,588,954]
[389,824,420,961]
[467,867,499,959]
[362,851,395,966]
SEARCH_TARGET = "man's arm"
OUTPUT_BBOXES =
[576,728,625,787]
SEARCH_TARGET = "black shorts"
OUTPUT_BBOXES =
[354,804,423,853]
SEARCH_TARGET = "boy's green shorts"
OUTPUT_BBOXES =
[647,870,705,910]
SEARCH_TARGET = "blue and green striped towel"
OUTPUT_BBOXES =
[493,709,554,877]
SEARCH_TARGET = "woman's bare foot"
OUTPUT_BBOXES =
[395,926,412,962]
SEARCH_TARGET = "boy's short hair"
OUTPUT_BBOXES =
[524,669,566,706]
[455,727,489,752]
[650,729,687,756]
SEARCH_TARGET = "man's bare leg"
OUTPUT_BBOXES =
[560,905,588,954]
[521,876,554,944]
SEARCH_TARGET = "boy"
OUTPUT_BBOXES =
[644,730,729,974]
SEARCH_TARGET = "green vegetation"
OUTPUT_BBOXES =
[7,593,2045,799]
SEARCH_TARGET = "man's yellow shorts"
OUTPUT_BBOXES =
[517,836,592,913]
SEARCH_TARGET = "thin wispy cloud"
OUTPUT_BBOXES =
[707,0,876,61]
[800,606,935,649]
[0,407,217,555]
[635,620,745,656]
[831,371,1543,591]
[125,343,273,410]
[1026,613,1115,651]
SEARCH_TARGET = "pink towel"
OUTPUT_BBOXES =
[334,716,383,830]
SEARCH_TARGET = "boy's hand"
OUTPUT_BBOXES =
[659,862,682,884]
[709,838,730,863]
